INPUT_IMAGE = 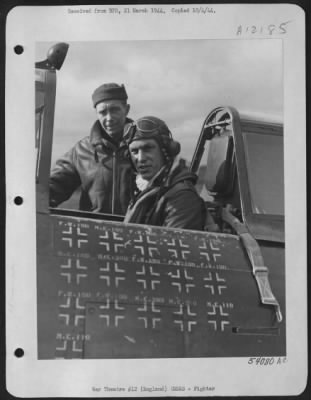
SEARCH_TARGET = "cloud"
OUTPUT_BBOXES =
[40,39,282,161]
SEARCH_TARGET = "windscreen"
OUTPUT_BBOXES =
[243,132,284,215]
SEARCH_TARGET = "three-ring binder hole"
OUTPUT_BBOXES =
[14,196,23,205]
[14,45,24,55]
[14,348,24,358]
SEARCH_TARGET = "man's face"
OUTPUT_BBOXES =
[129,138,165,181]
[96,100,130,139]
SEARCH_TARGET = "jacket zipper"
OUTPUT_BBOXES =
[112,150,117,214]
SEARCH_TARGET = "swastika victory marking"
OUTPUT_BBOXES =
[99,262,126,287]
[169,269,195,293]
[61,226,88,248]
[60,259,88,284]
[137,299,162,329]
[206,304,230,331]
[203,272,227,295]
[136,265,161,290]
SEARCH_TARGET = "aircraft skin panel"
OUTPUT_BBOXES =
[37,213,285,359]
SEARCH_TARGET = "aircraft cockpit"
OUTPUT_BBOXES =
[35,43,285,359]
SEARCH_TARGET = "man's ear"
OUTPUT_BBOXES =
[125,103,130,116]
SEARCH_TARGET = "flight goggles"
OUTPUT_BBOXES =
[125,117,172,144]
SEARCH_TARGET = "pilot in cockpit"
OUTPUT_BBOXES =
[123,116,207,231]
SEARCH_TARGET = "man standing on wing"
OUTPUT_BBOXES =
[49,83,134,215]
[124,116,206,230]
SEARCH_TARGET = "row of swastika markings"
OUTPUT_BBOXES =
[58,224,222,262]
[54,299,231,358]
[59,258,227,295]
[57,296,231,333]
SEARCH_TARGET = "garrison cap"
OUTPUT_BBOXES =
[92,83,128,107]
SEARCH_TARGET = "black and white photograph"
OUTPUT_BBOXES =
[5,3,307,398]
[35,38,286,359]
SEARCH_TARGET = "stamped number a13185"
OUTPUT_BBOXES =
[237,21,291,36]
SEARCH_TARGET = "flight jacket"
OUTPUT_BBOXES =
[124,165,206,230]
[49,118,134,215]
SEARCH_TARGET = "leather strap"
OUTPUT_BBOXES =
[222,205,282,323]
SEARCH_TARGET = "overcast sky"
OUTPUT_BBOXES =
[36,39,282,163]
